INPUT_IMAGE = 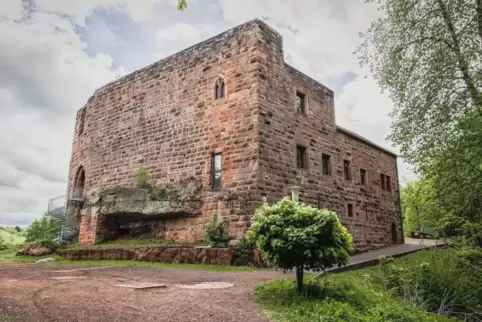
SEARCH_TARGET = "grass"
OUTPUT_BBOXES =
[0,248,262,272]
[62,238,208,249]
[254,249,461,322]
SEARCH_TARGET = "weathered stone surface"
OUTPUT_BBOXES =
[66,19,402,252]
[27,247,53,256]
[58,246,236,266]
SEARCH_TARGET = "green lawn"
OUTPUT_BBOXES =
[253,248,475,322]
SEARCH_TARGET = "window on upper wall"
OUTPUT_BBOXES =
[360,168,366,185]
[347,204,354,217]
[214,77,226,99]
[380,173,391,191]
[296,145,307,169]
[343,160,351,180]
[386,175,392,192]
[296,91,306,114]
[212,153,222,190]
[322,154,331,175]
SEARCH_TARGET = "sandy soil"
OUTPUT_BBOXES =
[0,263,284,322]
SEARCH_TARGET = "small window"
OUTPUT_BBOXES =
[214,77,225,99]
[322,154,331,175]
[386,175,392,192]
[296,91,306,114]
[212,153,222,190]
[380,173,386,190]
[296,145,307,169]
[360,169,366,185]
[343,160,351,180]
[347,204,354,217]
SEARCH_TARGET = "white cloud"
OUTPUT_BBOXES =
[0,2,126,226]
[35,0,169,25]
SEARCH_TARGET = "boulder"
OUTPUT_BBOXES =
[27,247,53,256]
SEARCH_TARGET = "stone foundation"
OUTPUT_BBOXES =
[58,246,237,266]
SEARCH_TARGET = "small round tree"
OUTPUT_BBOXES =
[247,198,353,293]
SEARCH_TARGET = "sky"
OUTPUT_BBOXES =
[0,0,417,227]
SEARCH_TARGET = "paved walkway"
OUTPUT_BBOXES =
[348,238,446,267]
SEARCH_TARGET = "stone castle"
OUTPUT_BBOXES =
[58,19,402,252]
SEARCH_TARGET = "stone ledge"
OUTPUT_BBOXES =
[58,246,235,266]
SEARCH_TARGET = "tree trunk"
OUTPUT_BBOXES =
[436,0,482,112]
[295,265,304,294]
[476,0,482,44]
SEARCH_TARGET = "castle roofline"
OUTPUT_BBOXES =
[90,19,280,98]
[336,126,398,158]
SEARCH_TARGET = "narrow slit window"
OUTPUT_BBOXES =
[380,173,386,190]
[212,153,222,190]
[296,145,307,169]
[296,91,306,114]
[322,154,331,175]
[386,175,391,192]
[360,169,366,185]
[343,160,351,180]
[214,77,226,99]
[347,204,354,217]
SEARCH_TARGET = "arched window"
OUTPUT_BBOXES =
[73,166,86,199]
[214,77,226,99]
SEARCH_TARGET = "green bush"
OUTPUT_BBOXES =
[134,167,150,189]
[25,215,61,247]
[247,198,353,292]
[0,236,6,250]
[380,248,482,321]
[204,213,229,247]
[233,236,255,266]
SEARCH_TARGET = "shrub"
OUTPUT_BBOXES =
[134,167,150,189]
[233,236,255,266]
[247,198,353,293]
[25,215,61,246]
[204,213,229,247]
[0,236,6,251]
[379,248,482,321]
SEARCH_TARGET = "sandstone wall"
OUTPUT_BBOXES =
[69,21,273,243]
[254,26,402,251]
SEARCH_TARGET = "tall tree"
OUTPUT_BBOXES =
[357,0,482,167]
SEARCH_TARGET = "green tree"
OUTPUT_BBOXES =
[177,0,187,11]
[357,0,482,168]
[25,214,61,245]
[247,198,353,293]
[359,0,482,247]
[401,179,440,236]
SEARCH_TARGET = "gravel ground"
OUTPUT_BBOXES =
[0,263,284,322]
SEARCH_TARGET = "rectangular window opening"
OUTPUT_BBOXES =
[296,145,307,169]
[322,154,331,175]
[343,160,351,180]
[347,204,354,217]
[360,168,366,185]
[296,91,306,114]
[212,153,222,190]
[386,175,391,192]
[380,173,386,190]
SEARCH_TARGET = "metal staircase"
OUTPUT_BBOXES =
[46,190,82,241]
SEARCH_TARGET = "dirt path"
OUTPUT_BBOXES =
[0,263,284,322]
